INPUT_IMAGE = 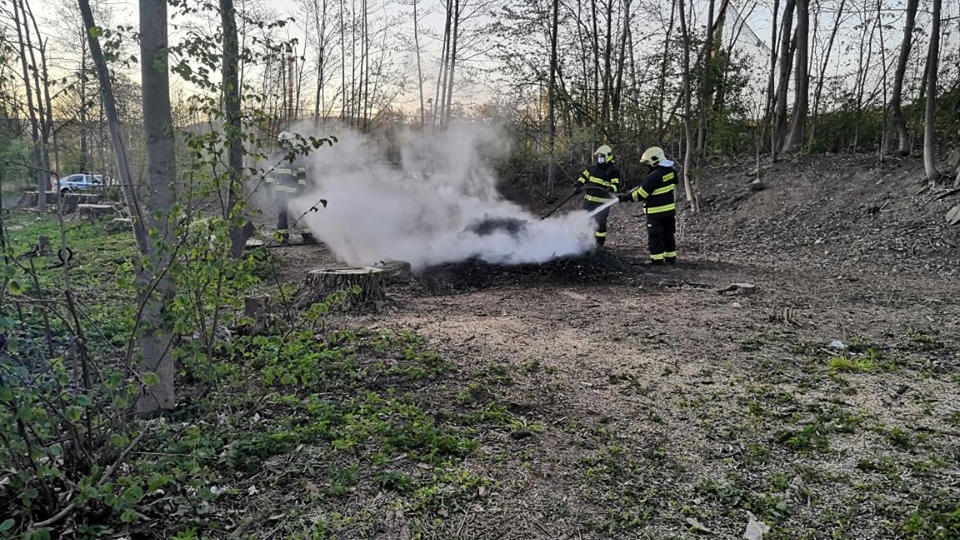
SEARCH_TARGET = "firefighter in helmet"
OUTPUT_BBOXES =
[265,131,316,244]
[575,144,621,248]
[618,146,678,265]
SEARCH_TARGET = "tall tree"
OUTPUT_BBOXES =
[220,0,249,257]
[890,0,919,155]
[78,0,174,413]
[923,0,941,181]
[784,0,808,152]
[772,0,796,155]
[10,0,46,208]
[547,0,559,193]
[809,0,845,151]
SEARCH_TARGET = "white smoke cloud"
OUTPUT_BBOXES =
[284,123,597,272]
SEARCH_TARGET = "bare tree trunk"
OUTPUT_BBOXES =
[852,14,877,152]
[876,0,889,159]
[443,0,461,126]
[765,0,779,160]
[657,0,676,139]
[923,0,941,181]
[78,0,175,414]
[784,0,808,152]
[590,0,599,116]
[678,0,698,213]
[413,0,425,127]
[547,0,559,193]
[220,0,249,258]
[809,0,845,150]
[11,0,47,207]
[773,0,796,154]
[696,0,716,153]
[890,0,918,156]
[25,2,58,181]
[138,0,178,414]
[434,0,452,127]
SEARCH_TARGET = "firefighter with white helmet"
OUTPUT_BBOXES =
[618,146,678,265]
[266,131,316,244]
[574,144,621,248]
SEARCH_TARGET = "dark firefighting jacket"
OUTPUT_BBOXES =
[625,164,677,216]
[266,153,307,194]
[577,161,621,203]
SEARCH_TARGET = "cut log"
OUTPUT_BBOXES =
[295,267,386,312]
[78,204,116,221]
[373,260,412,284]
[105,217,133,232]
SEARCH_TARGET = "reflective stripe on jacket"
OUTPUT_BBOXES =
[628,166,677,215]
[577,161,620,201]
[267,152,308,192]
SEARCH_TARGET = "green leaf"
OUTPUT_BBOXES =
[142,372,159,386]
[88,26,103,39]
[7,279,23,295]
[0,518,14,532]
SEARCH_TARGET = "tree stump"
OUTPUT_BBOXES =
[295,267,386,312]
[60,193,81,214]
[373,260,412,284]
[241,295,272,335]
[78,204,116,221]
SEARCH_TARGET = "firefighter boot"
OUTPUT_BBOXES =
[301,231,318,245]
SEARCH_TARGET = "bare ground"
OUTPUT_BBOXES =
[269,154,960,539]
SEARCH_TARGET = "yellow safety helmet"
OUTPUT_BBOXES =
[641,146,666,166]
[594,144,613,161]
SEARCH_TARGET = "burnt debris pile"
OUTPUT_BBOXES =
[415,251,645,294]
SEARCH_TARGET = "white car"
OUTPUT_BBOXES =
[56,173,105,192]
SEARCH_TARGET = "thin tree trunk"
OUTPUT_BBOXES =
[696,0,716,153]
[434,0,452,127]
[876,0,889,159]
[923,0,941,181]
[12,0,47,207]
[784,0,808,152]
[443,0,460,126]
[413,0,425,127]
[657,0,676,139]
[773,0,796,154]
[678,0,698,213]
[220,0,248,258]
[809,0,845,150]
[890,0,918,156]
[765,0,779,160]
[547,0,559,193]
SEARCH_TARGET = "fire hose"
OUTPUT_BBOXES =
[539,189,581,220]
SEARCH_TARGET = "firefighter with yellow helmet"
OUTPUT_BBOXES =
[618,146,678,265]
[574,144,621,248]
[266,131,316,244]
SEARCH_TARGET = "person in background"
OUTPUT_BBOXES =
[575,144,621,248]
[618,146,678,265]
[265,131,317,244]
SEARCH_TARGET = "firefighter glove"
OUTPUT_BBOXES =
[574,184,584,193]
[618,193,632,202]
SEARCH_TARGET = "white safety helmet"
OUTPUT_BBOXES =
[641,146,666,167]
[594,144,613,161]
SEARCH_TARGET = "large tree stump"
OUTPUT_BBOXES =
[295,267,386,312]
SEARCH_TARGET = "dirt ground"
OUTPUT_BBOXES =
[270,154,960,539]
